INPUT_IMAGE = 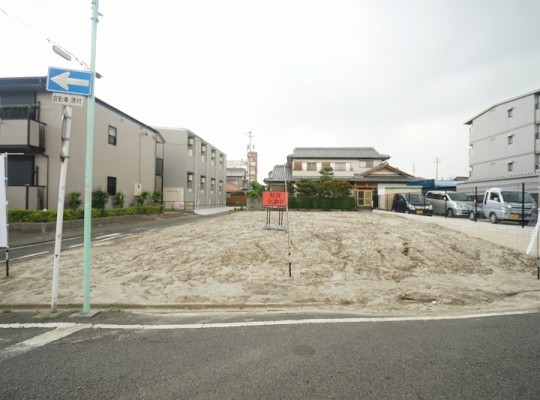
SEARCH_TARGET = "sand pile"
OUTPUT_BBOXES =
[1,211,539,315]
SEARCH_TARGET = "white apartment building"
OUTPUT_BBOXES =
[459,89,540,199]
[158,128,226,209]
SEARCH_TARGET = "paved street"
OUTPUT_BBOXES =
[1,310,539,399]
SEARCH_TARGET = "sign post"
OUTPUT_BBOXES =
[46,65,93,311]
[262,191,288,230]
[50,105,72,311]
[0,154,8,277]
[262,191,292,276]
[46,67,92,96]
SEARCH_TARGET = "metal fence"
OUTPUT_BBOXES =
[163,200,195,212]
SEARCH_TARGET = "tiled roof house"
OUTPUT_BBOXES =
[264,147,417,208]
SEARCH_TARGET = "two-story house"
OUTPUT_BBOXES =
[264,147,417,208]
[459,89,540,200]
[158,127,226,209]
[0,76,164,210]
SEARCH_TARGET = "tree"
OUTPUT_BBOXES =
[295,178,318,197]
[247,180,266,198]
[318,180,352,198]
[319,166,334,182]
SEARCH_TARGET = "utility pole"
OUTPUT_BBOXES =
[82,0,99,314]
[434,157,441,180]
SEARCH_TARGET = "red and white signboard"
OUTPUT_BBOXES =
[262,191,288,209]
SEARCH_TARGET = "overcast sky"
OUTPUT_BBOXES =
[2,0,540,181]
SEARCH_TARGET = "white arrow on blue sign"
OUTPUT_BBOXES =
[46,67,93,96]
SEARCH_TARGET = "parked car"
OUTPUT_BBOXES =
[471,187,537,224]
[425,190,474,217]
[391,193,433,216]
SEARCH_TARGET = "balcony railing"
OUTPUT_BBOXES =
[0,104,38,120]
[7,185,46,210]
[0,119,46,153]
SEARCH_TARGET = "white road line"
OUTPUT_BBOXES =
[0,324,89,362]
[0,309,538,333]
[95,233,122,240]
[0,310,537,360]
[13,251,49,260]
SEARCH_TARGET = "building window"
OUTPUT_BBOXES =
[7,155,34,185]
[201,144,206,161]
[187,136,194,156]
[155,158,163,176]
[200,176,206,191]
[507,108,513,118]
[507,162,514,172]
[306,162,317,171]
[219,180,223,193]
[211,178,215,193]
[108,126,117,145]
[187,173,194,190]
[335,162,346,171]
[107,176,117,195]
[507,135,513,145]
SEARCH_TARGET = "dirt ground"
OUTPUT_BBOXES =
[1,211,539,315]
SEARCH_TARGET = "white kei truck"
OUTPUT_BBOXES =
[470,187,538,225]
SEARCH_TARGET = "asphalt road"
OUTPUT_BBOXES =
[0,310,539,399]
[5,212,227,264]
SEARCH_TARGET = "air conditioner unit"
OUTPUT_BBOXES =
[187,175,193,181]
[188,138,194,145]
[201,146,206,152]
[201,177,206,183]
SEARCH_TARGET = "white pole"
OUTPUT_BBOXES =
[51,105,72,312]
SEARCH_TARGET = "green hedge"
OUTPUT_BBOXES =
[8,205,164,223]
[288,196,355,210]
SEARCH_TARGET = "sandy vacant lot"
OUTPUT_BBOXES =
[1,211,539,315]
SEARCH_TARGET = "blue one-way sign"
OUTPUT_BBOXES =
[47,67,93,96]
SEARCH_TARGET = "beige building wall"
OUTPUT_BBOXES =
[2,80,162,210]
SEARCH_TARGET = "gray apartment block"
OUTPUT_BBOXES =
[459,89,540,198]
[0,76,164,210]
[158,127,226,209]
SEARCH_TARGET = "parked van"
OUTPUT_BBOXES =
[475,187,537,224]
[425,190,474,217]
[391,193,433,216]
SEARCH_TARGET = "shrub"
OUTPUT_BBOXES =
[113,191,125,208]
[8,205,164,223]
[151,191,162,204]
[135,191,150,206]
[92,188,109,214]
[67,192,82,210]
